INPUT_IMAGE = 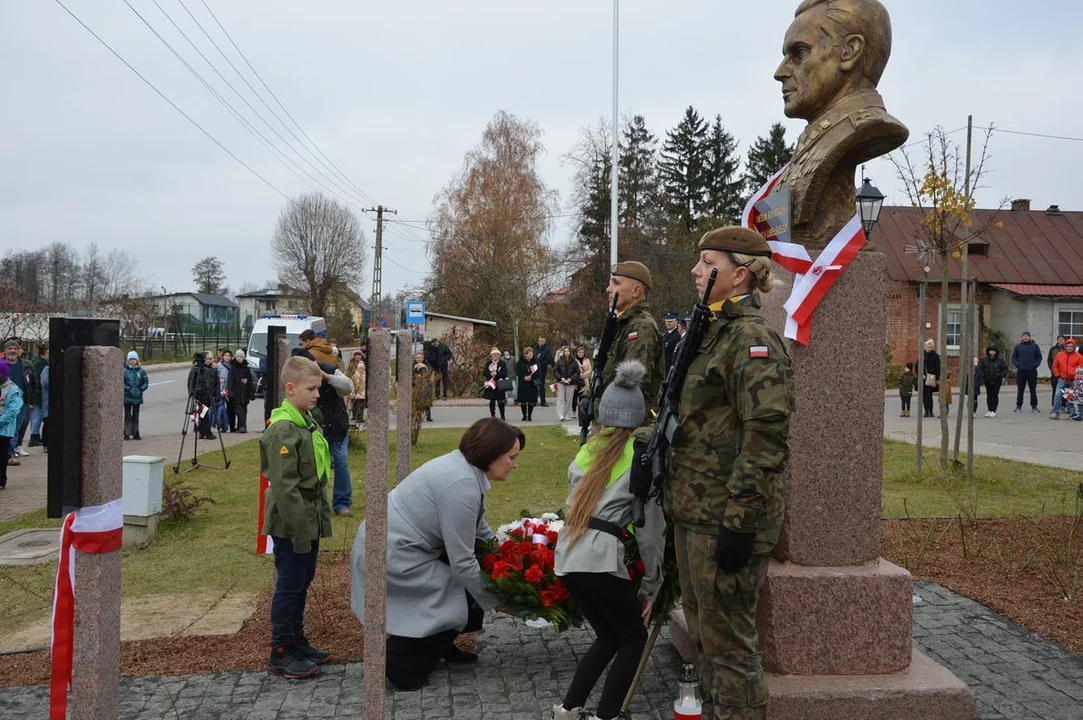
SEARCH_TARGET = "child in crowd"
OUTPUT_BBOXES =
[123,351,149,440]
[346,350,366,425]
[898,362,916,417]
[0,362,25,488]
[552,361,665,720]
[216,349,233,432]
[261,356,333,679]
[1069,367,1083,421]
[411,353,435,445]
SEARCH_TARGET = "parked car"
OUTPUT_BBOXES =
[246,314,327,396]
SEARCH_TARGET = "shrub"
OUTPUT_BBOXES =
[161,478,215,521]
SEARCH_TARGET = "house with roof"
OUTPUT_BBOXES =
[879,199,1083,377]
[121,292,240,337]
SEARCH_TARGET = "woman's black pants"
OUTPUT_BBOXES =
[923,386,935,416]
[385,592,484,690]
[561,572,647,719]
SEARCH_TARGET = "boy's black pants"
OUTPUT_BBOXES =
[270,537,319,646]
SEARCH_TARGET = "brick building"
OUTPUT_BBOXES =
[878,199,1083,376]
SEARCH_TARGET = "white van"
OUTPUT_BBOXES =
[247,315,327,394]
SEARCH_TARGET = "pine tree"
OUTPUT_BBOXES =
[618,115,659,230]
[701,115,743,226]
[742,122,795,191]
[659,106,708,232]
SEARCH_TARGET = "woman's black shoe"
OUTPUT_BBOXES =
[442,646,479,664]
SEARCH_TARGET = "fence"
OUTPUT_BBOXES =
[122,329,250,364]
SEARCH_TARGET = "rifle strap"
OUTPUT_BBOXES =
[588,517,625,540]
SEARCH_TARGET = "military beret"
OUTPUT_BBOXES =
[698,226,772,257]
[664,312,678,321]
[610,261,653,291]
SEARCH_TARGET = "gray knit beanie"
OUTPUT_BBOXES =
[598,360,647,429]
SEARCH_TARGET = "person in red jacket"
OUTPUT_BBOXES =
[1050,338,1083,419]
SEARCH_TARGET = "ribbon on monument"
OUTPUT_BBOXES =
[50,499,124,720]
[743,166,866,345]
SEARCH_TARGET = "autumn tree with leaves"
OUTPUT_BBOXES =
[428,111,558,348]
[891,125,1004,470]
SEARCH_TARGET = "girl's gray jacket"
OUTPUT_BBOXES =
[553,458,666,603]
[350,450,500,637]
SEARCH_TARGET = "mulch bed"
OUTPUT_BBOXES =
[4,521,1079,689]
[883,516,1083,653]
[0,552,475,689]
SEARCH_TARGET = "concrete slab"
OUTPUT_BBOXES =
[0,528,59,566]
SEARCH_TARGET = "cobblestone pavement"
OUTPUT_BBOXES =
[2,582,1081,719]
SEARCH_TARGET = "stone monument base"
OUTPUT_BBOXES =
[766,649,976,719]
[757,558,913,675]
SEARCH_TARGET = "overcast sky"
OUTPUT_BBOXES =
[2,0,1081,300]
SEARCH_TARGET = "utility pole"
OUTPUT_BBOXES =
[365,205,397,326]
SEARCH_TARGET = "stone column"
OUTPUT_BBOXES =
[72,346,123,719]
[395,333,412,481]
[362,330,390,718]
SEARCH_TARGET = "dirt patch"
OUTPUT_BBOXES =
[883,516,1083,653]
[0,551,475,688]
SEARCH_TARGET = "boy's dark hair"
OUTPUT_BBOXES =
[299,329,316,342]
[193,351,207,364]
[218,347,228,355]
[905,362,914,371]
[459,418,526,471]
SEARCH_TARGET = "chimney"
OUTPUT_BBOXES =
[1011,198,1031,212]
[1046,204,1062,215]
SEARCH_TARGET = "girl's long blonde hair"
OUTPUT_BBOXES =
[564,428,633,546]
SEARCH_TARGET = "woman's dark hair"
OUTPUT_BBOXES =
[459,418,526,470]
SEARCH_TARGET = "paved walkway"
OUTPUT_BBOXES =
[1,581,1080,719]
[882,397,1083,471]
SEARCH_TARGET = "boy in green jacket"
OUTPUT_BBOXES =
[261,356,334,679]
[898,362,916,418]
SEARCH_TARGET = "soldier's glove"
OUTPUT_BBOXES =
[628,440,651,499]
[715,527,755,574]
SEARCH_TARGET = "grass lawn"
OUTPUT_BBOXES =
[1,432,1077,641]
[881,439,1081,518]
[0,424,579,641]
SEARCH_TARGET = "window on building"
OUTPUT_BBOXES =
[946,309,962,350]
[1059,309,1083,339]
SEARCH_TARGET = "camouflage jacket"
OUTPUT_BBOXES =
[599,301,665,415]
[663,295,794,546]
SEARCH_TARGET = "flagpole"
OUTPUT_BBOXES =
[610,0,620,266]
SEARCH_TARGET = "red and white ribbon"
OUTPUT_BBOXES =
[257,472,274,554]
[743,167,866,345]
[782,213,867,345]
[50,499,124,720]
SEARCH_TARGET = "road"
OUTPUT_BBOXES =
[138,368,569,436]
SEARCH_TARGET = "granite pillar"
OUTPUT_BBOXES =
[395,333,412,482]
[757,255,974,716]
[362,330,390,718]
[72,346,123,719]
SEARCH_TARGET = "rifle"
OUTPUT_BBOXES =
[631,269,717,526]
[578,292,620,445]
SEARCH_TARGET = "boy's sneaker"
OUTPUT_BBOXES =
[1014,406,1022,412]
[989,411,997,418]
[1049,412,1061,420]
[124,435,130,441]
[267,644,319,679]
[294,635,332,665]
[1031,407,1041,413]
[16,447,28,457]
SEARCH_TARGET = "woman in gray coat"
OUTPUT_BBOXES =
[351,418,525,690]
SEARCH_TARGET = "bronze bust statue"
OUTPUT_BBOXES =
[773,0,909,251]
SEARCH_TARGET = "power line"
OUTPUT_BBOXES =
[390,211,580,227]
[150,0,368,206]
[121,0,372,212]
[51,0,291,201]
[194,0,378,206]
[992,127,1083,143]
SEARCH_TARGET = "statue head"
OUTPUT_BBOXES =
[774,0,892,121]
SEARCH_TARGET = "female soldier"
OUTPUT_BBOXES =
[663,226,794,720]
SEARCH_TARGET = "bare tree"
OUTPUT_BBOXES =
[272,192,367,318]
[82,243,106,312]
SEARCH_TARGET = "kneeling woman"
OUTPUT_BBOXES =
[350,418,524,690]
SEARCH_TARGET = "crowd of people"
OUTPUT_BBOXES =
[897,330,1082,422]
[0,339,48,491]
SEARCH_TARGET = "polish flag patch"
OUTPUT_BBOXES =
[627,331,639,340]
[749,345,770,359]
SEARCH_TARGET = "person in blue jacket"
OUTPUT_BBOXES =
[0,361,25,486]
[123,351,150,440]
[1010,330,1043,412]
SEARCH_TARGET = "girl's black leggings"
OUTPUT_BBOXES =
[560,572,647,719]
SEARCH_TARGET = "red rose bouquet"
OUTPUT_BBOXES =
[477,516,582,631]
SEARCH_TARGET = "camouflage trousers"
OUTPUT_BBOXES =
[674,523,769,720]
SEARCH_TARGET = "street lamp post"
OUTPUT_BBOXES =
[855,166,886,238]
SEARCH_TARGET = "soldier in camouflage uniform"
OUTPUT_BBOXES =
[663,226,794,720]
[596,261,665,420]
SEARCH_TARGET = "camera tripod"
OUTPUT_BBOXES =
[174,396,231,474]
